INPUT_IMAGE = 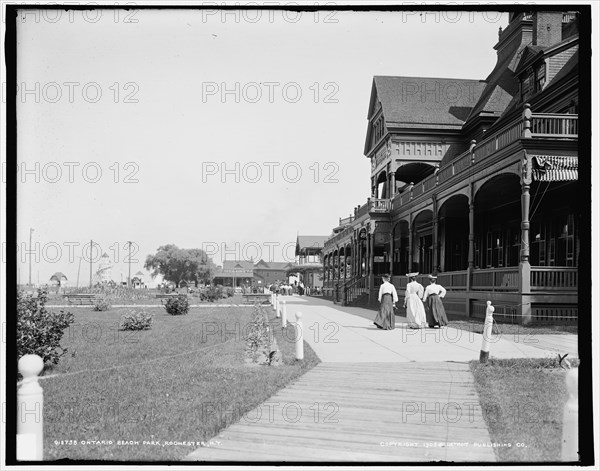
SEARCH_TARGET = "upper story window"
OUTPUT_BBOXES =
[371,115,385,148]
[520,62,546,102]
[535,63,546,92]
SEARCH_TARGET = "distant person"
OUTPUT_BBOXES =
[423,275,449,328]
[403,272,427,329]
[373,274,398,330]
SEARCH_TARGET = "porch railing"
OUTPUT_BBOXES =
[471,267,519,291]
[436,270,468,290]
[531,267,578,291]
[369,198,392,213]
[531,114,578,138]
[343,276,368,305]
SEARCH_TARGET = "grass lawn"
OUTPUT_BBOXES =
[41,304,320,461]
[470,357,579,462]
[448,318,577,335]
[44,292,246,307]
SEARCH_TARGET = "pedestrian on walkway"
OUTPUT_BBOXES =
[374,273,398,330]
[403,272,427,329]
[423,275,449,328]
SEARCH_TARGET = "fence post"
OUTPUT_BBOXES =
[272,293,277,312]
[562,367,578,461]
[281,300,287,328]
[270,292,274,307]
[479,301,495,363]
[295,312,304,360]
[17,354,44,461]
[276,295,281,318]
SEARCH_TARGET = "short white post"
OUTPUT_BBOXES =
[479,301,495,363]
[17,354,44,461]
[281,300,287,328]
[272,293,277,311]
[276,296,281,318]
[295,312,304,360]
[562,367,578,461]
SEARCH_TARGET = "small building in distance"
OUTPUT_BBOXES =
[253,260,296,288]
[288,235,328,290]
[213,260,254,287]
[49,272,68,292]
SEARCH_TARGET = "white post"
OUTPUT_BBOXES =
[272,293,277,311]
[281,301,287,328]
[562,368,578,461]
[479,301,495,363]
[17,354,44,461]
[270,292,274,307]
[276,296,281,318]
[295,312,304,360]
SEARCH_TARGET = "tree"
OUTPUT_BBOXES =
[144,245,217,288]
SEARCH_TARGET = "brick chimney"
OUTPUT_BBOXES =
[533,11,563,47]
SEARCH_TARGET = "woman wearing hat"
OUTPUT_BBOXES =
[374,274,398,330]
[403,272,427,329]
[423,274,449,328]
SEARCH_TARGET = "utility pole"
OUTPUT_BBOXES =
[28,228,34,286]
[126,241,133,288]
[76,256,82,288]
[89,239,93,288]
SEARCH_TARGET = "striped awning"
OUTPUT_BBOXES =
[531,155,578,182]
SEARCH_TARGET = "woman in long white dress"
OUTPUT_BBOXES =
[403,273,428,329]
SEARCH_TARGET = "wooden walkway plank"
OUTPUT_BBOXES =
[186,362,496,462]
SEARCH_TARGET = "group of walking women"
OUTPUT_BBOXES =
[373,272,449,331]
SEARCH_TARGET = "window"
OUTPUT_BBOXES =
[535,63,546,92]
[371,116,385,148]
[520,69,534,102]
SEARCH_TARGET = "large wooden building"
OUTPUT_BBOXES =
[322,11,584,324]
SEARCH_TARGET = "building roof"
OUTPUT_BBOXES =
[254,260,295,270]
[214,260,254,278]
[296,235,328,251]
[371,76,486,127]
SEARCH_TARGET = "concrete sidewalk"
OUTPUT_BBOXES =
[278,295,571,362]
[185,295,576,462]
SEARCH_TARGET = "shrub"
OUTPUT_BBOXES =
[225,287,234,298]
[245,304,280,365]
[164,295,189,315]
[17,289,75,369]
[120,309,153,331]
[93,296,111,311]
[199,286,223,302]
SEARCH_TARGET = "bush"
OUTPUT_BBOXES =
[93,296,111,311]
[17,289,75,369]
[245,304,280,365]
[120,309,153,331]
[164,295,189,315]
[225,287,234,298]
[199,286,223,302]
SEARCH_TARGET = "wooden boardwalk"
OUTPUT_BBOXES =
[185,362,496,462]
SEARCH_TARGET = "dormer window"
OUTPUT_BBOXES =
[535,63,546,92]
[520,68,534,102]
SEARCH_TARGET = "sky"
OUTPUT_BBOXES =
[10,6,510,285]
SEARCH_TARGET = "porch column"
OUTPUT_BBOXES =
[520,182,532,291]
[467,198,475,291]
[389,228,394,276]
[432,196,439,274]
[408,218,413,272]
[520,178,532,324]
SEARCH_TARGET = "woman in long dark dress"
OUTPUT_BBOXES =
[373,274,398,330]
[423,275,449,328]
